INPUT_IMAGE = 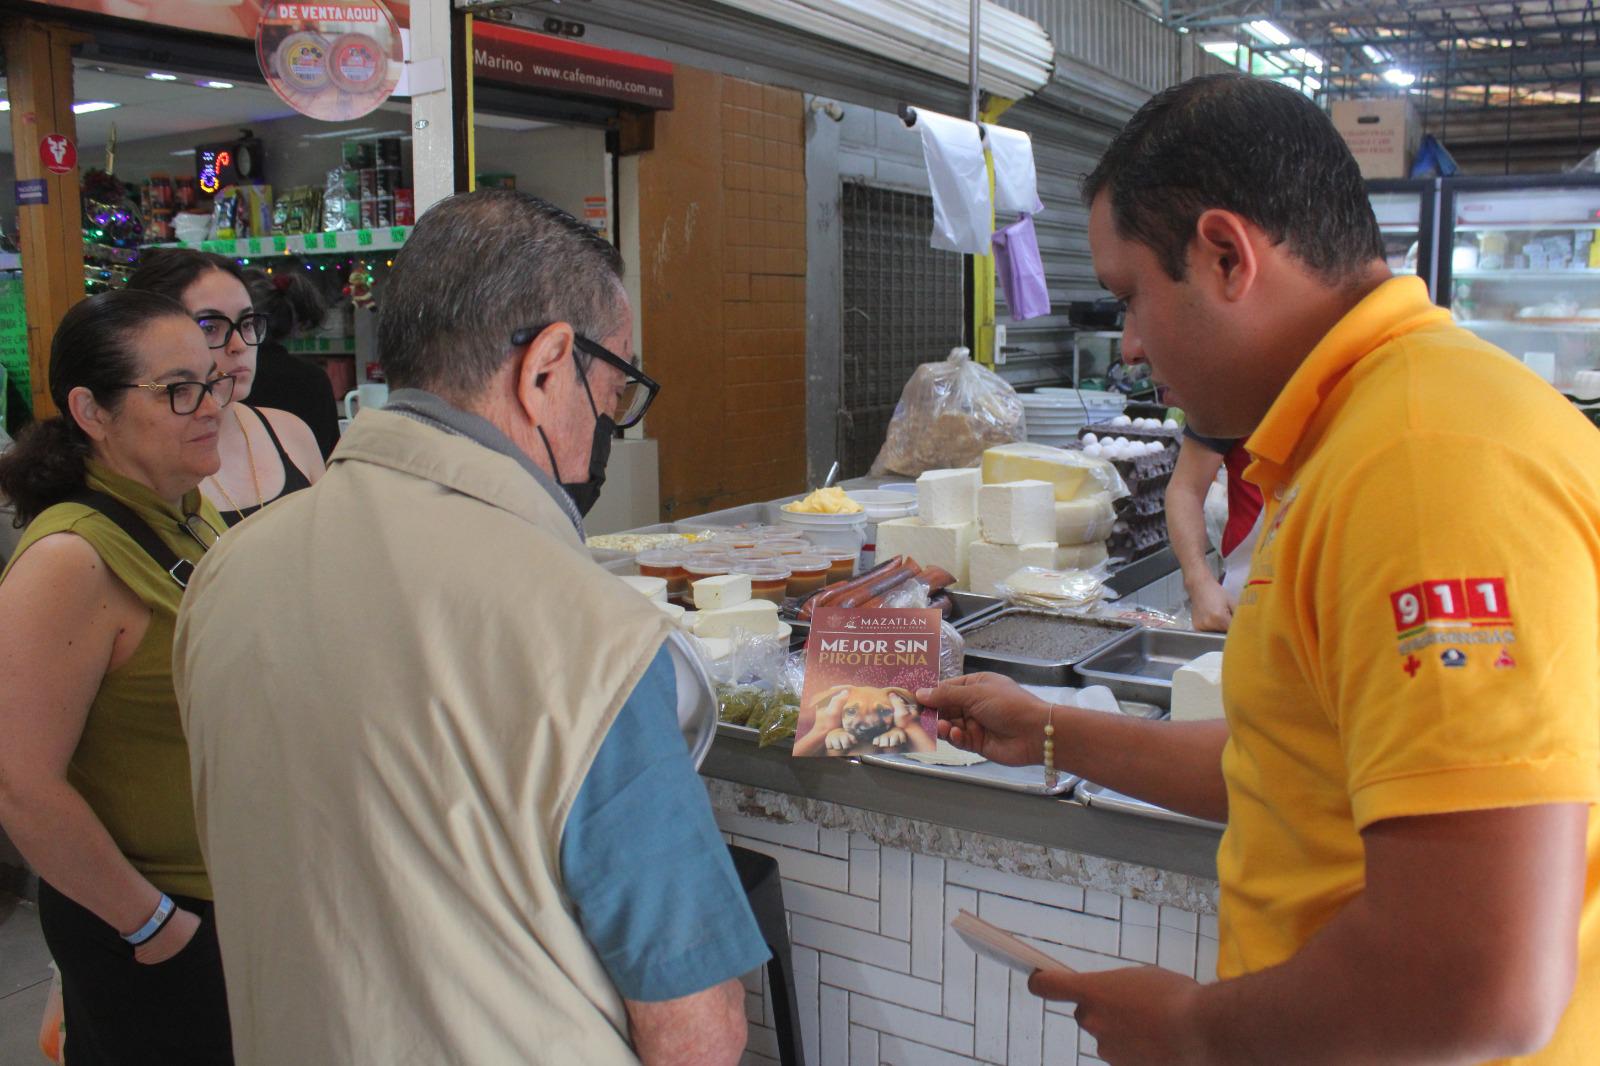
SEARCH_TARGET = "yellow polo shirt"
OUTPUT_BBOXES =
[1220,276,1600,1062]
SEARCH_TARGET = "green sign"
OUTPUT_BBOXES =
[356,229,373,246]
[248,238,262,255]
[390,227,407,244]
[321,232,338,249]
[273,236,288,253]
[0,277,30,427]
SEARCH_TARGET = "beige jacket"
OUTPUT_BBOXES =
[175,409,673,1065]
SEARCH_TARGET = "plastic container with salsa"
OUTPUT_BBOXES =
[731,561,792,604]
[784,554,832,598]
[636,549,689,597]
[822,548,859,585]
[762,538,813,555]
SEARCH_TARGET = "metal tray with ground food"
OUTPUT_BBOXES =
[957,609,1136,685]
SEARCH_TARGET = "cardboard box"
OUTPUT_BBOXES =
[1331,98,1421,179]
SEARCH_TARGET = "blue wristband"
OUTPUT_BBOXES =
[123,894,174,946]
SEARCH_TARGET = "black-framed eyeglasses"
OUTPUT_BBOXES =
[509,326,660,429]
[193,312,269,350]
[113,373,237,415]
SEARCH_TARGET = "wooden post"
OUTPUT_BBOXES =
[3,19,86,419]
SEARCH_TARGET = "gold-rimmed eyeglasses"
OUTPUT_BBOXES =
[112,373,237,415]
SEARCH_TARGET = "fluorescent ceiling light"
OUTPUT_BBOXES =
[200,80,234,90]
[1245,20,1292,46]
[0,100,9,112]
[146,72,178,81]
[72,101,120,114]
[1363,45,1389,64]
[301,126,376,140]
[1290,48,1325,71]
[1202,42,1236,56]
[1383,69,1417,87]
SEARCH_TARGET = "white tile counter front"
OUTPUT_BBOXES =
[707,780,1220,1066]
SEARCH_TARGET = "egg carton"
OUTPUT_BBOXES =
[1081,418,1183,446]
[1109,514,1170,560]
[1109,449,1176,501]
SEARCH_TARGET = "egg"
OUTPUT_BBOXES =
[1083,432,1099,445]
[1163,418,1179,429]
[1115,436,1130,447]
[1111,414,1131,426]
[1084,442,1103,457]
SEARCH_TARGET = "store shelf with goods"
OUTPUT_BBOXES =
[1453,269,1600,281]
[1459,318,1600,331]
[1455,223,1600,233]
[149,226,411,259]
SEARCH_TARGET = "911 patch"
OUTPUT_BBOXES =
[1391,577,1516,666]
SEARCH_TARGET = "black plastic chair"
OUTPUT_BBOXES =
[729,845,805,1066]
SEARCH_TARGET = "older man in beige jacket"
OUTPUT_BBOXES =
[174,191,766,1065]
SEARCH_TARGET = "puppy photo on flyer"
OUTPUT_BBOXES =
[792,607,942,758]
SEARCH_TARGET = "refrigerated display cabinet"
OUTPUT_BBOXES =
[1438,174,1600,393]
[1368,178,1439,301]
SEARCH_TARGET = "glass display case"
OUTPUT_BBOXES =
[1439,175,1600,393]
[1368,179,1438,300]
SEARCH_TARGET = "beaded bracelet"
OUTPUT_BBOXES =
[1044,706,1058,789]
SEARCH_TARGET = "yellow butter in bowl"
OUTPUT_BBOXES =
[783,487,863,514]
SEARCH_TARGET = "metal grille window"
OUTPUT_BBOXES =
[838,181,965,478]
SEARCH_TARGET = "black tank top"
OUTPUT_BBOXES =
[215,405,313,527]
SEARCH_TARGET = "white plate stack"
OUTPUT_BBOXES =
[1020,388,1128,448]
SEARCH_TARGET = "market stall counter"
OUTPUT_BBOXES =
[594,476,1226,1061]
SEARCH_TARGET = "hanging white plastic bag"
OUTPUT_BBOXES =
[910,108,991,254]
[985,125,1044,217]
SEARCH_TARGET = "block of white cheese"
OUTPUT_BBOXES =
[875,516,978,587]
[1054,492,1116,545]
[1055,541,1109,571]
[982,443,1118,501]
[968,540,1058,597]
[978,480,1055,546]
[692,572,752,611]
[677,610,700,633]
[620,575,668,602]
[1171,652,1225,722]
[656,601,686,625]
[694,597,780,638]
[916,468,981,526]
[696,636,735,662]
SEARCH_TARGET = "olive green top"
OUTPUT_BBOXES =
[1,462,224,899]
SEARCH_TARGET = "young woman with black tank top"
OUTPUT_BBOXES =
[127,250,324,525]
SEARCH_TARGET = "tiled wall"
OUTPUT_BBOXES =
[639,68,808,521]
[718,809,1218,1066]
[720,77,808,506]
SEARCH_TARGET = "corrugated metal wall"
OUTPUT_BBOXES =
[989,0,1233,387]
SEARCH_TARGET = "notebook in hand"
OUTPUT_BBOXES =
[951,910,1073,974]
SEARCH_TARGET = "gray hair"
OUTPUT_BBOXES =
[378,189,626,400]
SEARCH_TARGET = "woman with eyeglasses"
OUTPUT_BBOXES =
[128,249,324,525]
[0,290,236,1064]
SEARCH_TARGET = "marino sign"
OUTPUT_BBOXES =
[472,23,673,110]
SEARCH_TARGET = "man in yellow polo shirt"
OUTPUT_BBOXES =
[922,72,1598,1064]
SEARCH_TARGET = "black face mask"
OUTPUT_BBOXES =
[538,362,615,518]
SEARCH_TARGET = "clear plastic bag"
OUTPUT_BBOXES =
[711,629,801,746]
[994,565,1111,614]
[879,579,966,679]
[870,348,1026,477]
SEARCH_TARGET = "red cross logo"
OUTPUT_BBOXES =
[1403,655,1421,678]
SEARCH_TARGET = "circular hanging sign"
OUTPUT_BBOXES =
[40,133,77,175]
[256,1,401,122]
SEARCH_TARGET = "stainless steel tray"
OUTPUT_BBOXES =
[1073,627,1226,708]
[958,609,1135,685]
[860,752,1079,796]
[1075,781,1225,831]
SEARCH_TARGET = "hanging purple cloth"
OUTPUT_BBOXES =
[991,215,1051,321]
